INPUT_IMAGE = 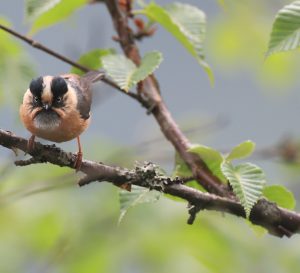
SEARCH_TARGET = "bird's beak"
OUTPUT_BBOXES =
[43,103,51,110]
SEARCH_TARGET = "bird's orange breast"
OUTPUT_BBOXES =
[20,103,90,143]
[48,108,90,142]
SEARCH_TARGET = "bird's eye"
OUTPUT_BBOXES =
[56,97,62,103]
[34,96,39,103]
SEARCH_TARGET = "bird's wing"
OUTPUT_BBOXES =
[81,70,104,83]
[61,73,99,120]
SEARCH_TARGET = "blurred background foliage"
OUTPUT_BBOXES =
[0,0,300,272]
[208,0,300,92]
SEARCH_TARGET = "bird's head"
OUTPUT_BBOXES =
[29,76,68,112]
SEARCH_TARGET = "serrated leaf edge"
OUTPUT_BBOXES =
[137,3,214,85]
[131,51,163,87]
[102,51,162,92]
[267,1,300,56]
[221,162,266,218]
[226,140,256,162]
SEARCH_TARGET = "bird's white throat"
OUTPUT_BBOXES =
[33,110,61,131]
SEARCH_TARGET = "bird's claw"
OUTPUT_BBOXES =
[74,151,83,172]
[26,135,35,154]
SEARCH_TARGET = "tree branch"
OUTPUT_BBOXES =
[104,0,231,197]
[0,129,299,237]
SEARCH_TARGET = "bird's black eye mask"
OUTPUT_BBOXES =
[51,77,68,108]
[29,76,44,98]
[51,77,68,98]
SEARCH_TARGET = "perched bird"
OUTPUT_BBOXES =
[19,71,104,170]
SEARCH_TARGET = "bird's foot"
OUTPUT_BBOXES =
[119,182,132,192]
[26,135,35,154]
[74,151,83,172]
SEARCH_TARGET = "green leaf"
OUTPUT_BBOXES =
[164,3,206,58]
[221,162,266,218]
[188,145,226,182]
[263,185,296,210]
[70,48,114,75]
[173,153,206,191]
[26,0,87,34]
[173,152,192,177]
[25,0,61,20]
[246,220,268,237]
[102,54,136,92]
[267,1,300,56]
[186,180,206,192]
[102,51,163,92]
[226,140,255,161]
[118,185,161,224]
[138,2,214,84]
[131,51,163,85]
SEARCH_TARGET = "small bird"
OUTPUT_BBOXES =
[19,71,104,170]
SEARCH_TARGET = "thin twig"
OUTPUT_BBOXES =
[0,24,90,72]
[0,23,141,103]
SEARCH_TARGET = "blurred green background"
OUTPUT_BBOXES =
[1,0,300,272]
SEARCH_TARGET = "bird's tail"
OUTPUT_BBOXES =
[82,70,104,83]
